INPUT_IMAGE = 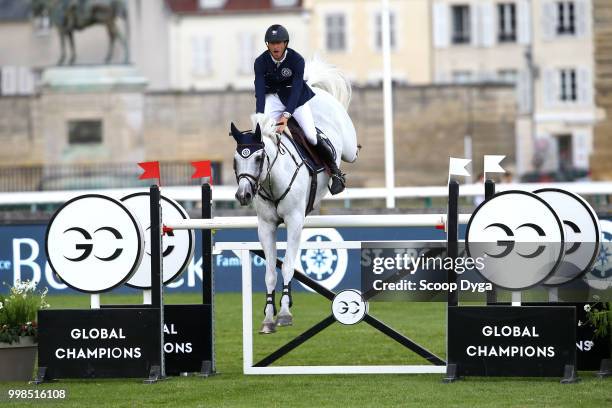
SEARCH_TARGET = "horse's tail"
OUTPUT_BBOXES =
[305,55,352,110]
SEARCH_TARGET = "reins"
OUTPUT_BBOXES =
[257,133,305,208]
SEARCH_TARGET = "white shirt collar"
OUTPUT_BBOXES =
[270,49,288,66]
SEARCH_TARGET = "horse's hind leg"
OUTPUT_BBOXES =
[277,214,304,327]
[105,22,118,63]
[258,220,278,334]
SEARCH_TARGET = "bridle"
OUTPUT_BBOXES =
[234,141,266,197]
[234,131,305,208]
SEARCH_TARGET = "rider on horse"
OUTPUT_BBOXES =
[254,24,346,195]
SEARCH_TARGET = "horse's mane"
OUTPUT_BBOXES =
[252,56,352,139]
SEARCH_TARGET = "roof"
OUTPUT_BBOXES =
[165,0,303,15]
[0,0,30,22]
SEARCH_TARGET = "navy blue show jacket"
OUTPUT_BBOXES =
[254,48,315,115]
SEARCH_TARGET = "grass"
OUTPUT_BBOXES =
[0,292,610,408]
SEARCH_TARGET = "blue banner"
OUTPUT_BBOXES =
[0,222,451,295]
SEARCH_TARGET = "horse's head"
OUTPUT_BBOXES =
[230,122,265,206]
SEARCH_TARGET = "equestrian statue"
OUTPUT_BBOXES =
[31,0,129,65]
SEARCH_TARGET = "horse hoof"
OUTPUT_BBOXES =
[276,314,293,327]
[259,321,276,334]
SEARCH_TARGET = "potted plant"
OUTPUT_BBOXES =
[585,300,612,377]
[0,280,49,382]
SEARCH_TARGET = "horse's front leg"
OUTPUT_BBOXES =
[258,220,278,334]
[105,23,117,63]
[277,213,304,327]
[57,31,66,65]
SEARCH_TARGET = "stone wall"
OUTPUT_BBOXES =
[145,84,516,187]
[591,0,612,180]
[0,83,516,188]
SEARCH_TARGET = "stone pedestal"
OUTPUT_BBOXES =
[38,66,147,188]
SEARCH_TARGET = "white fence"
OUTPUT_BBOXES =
[0,181,611,207]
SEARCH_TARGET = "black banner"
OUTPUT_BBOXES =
[164,304,212,375]
[448,306,576,377]
[100,304,212,375]
[494,302,611,370]
[38,309,160,379]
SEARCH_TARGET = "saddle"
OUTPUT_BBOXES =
[285,118,337,215]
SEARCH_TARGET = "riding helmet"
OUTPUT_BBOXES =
[265,24,289,43]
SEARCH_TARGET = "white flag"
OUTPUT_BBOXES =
[484,155,506,173]
[448,157,471,177]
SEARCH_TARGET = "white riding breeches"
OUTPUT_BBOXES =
[263,94,318,145]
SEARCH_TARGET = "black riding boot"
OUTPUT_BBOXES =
[314,135,346,195]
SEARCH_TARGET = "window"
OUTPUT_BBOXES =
[0,66,17,95]
[238,33,256,75]
[498,69,518,84]
[374,12,396,50]
[497,3,516,42]
[271,0,298,7]
[68,120,102,145]
[560,68,577,101]
[556,1,575,35]
[452,70,473,83]
[199,0,226,9]
[191,36,212,76]
[325,13,346,51]
[451,5,470,44]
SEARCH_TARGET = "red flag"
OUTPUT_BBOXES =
[191,160,212,184]
[138,161,161,183]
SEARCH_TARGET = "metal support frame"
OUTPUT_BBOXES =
[239,247,446,375]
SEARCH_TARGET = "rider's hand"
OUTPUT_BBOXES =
[276,116,288,134]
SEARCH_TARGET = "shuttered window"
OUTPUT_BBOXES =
[559,68,577,101]
[192,36,212,76]
[374,12,397,50]
[498,2,517,42]
[238,33,256,75]
[451,5,471,44]
[556,1,576,35]
[326,13,346,51]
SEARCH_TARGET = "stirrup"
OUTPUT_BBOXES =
[280,284,293,308]
[329,173,346,195]
[263,290,277,316]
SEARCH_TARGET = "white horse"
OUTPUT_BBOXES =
[230,58,359,334]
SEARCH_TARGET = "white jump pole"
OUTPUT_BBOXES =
[166,213,471,231]
[90,294,100,309]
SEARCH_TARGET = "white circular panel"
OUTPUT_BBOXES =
[331,289,367,325]
[535,188,600,286]
[585,219,612,290]
[296,228,348,293]
[46,195,144,293]
[121,193,195,288]
[466,191,564,290]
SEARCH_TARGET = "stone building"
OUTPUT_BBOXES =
[590,0,612,180]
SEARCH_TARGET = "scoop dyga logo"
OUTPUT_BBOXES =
[297,228,348,292]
